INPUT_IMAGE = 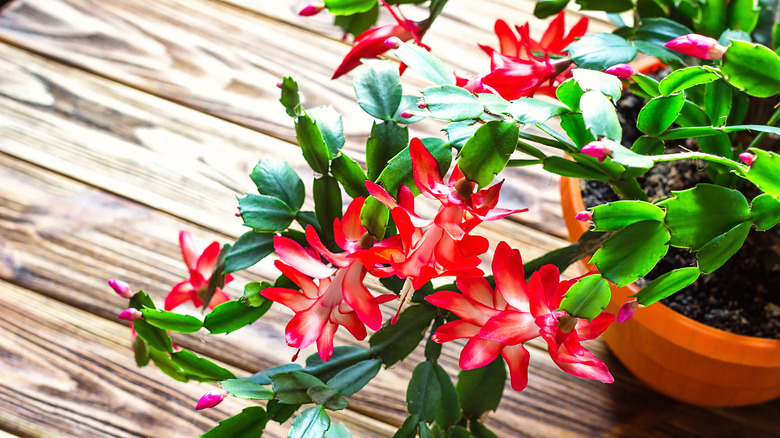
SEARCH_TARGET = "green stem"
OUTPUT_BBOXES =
[507,159,543,167]
[651,151,748,177]
[747,105,780,150]
[610,178,648,201]
[516,130,570,149]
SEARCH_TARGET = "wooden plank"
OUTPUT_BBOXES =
[0,40,571,263]
[2,139,778,437]
[0,280,396,437]
[0,0,570,236]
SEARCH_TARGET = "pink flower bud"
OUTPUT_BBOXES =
[384,36,403,50]
[298,4,324,17]
[581,141,612,163]
[664,34,726,60]
[617,299,639,323]
[118,308,143,321]
[275,81,283,88]
[604,63,638,79]
[417,102,427,109]
[399,110,414,119]
[108,279,133,299]
[196,389,229,410]
[575,210,593,222]
[739,152,756,167]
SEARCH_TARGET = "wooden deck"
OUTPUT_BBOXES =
[0,0,778,436]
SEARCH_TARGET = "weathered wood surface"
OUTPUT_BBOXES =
[1,0,779,436]
[0,0,575,237]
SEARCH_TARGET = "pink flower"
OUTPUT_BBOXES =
[108,279,133,299]
[664,34,726,60]
[196,389,228,410]
[164,231,232,311]
[605,63,638,79]
[581,141,612,162]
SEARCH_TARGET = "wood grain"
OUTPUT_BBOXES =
[0,0,570,236]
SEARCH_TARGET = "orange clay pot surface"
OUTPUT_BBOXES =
[560,176,780,407]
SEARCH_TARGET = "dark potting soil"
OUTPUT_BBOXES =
[581,161,780,339]
[582,71,780,339]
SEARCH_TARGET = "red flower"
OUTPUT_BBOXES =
[525,266,615,383]
[164,231,232,311]
[262,230,394,361]
[426,242,538,391]
[458,12,588,99]
[426,242,615,390]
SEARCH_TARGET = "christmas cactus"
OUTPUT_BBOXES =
[109,0,780,436]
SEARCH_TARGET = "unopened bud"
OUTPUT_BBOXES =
[298,4,325,17]
[664,34,726,60]
[739,152,756,167]
[195,389,229,410]
[108,279,133,299]
[276,81,283,88]
[617,299,639,323]
[399,110,414,119]
[118,308,143,321]
[384,36,403,50]
[575,210,593,222]
[604,63,638,79]
[417,102,427,109]
[581,141,612,163]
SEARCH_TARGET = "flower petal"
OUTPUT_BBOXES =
[261,287,312,312]
[207,289,231,309]
[274,235,335,279]
[285,307,329,350]
[342,262,383,330]
[431,320,481,343]
[165,281,195,311]
[492,242,530,311]
[576,311,616,340]
[501,344,531,391]
[426,291,499,326]
[179,230,199,270]
[196,241,221,279]
[316,322,338,361]
[479,311,538,345]
[460,338,503,370]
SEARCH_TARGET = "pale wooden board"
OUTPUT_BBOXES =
[0,280,396,437]
[1,132,778,437]
[0,0,571,236]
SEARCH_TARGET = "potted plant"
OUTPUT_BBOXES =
[107,0,779,435]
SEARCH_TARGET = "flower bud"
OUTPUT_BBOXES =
[196,389,229,410]
[604,63,638,79]
[399,110,414,119]
[417,102,427,109]
[118,308,143,321]
[617,299,639,323]
[384,36,403,50]
[298,4,325,17]
[575,210,593,222]
[739,152,756,167]
[581,141,612,163]
[664,34,726,60]
[108,279,133,299]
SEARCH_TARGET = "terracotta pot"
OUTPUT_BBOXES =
[560,176,780,407]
